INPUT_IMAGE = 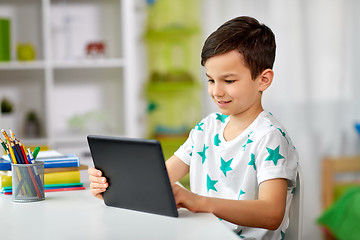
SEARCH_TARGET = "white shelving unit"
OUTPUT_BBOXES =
[0,0,143,154]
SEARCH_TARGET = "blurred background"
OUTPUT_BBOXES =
[1,0,360,239]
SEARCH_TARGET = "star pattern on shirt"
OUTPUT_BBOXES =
[195,122,204,131]
[220,157,233,176]
[215,113,228,123]
[277,128,289,144]
[238,189,246,200]
[248,153,256,170]
[180,111,295,239]
[214,133,221,146]
[281,231,285,240]
[265,145,284,166]
[237,229,246,238]
[197,144,209,164]
[207,174,218,192]
[242,138,253,151]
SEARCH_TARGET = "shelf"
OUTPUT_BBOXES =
[0,0,141,152]
[0,59,125,70]
[0,61,45,70]
[52,58,125,69]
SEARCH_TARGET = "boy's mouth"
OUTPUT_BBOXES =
[216,100,231,107]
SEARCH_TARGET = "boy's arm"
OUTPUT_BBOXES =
[172,178,287,230]
[165,155,189,184]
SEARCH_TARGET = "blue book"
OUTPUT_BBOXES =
[0,153,80,171]
[0,158,11,171]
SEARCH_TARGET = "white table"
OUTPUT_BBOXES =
[0,185,239,240]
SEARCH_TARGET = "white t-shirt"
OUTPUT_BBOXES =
[174,111,299,240]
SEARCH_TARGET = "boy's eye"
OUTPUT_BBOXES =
[208,79,215,84]
[225,80,235,84]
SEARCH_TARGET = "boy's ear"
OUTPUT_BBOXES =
[258,69,274,92]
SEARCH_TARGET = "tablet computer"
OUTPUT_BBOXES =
[87,135,178,217]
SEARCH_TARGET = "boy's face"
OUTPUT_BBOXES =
[205,50,264,118]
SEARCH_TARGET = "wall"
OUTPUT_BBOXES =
[200,1,360,239]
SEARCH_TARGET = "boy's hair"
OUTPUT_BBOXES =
[201,16,276,80]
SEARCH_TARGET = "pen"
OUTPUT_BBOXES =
[14,140,25,164]
[9,129,16,140]
[0,138,13,163]
[27,148,43,193]
[12,130,40,196]
[7,141,18,164]
[1,129,11,144]
[11,141,23,164]
[27,148,35,164]
[18,141,30,164]
[0,138,7,152]
[33,146,40,160]
[9,129,27,164]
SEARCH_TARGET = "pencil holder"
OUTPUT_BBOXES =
[11,161,45,202]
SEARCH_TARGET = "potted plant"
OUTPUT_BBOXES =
[25,110,40,138]
[0,98,16,133]
[1,98,13,114]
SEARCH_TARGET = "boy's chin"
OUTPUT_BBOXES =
[218,109,231,116]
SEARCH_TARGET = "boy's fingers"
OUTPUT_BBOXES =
[90,182,108,190]
[88,167,102,177]
[90,188,105,200]
[89,175,107,184]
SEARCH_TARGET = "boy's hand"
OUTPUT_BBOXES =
[88,167,108,200]
[172,184,207,213]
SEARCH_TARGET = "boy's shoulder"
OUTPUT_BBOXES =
[250,111,295,146]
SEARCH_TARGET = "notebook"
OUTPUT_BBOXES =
[87,135,178,217]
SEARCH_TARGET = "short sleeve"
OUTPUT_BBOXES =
[174,128,196,166]
[255,129,298,188]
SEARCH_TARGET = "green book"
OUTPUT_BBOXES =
[0,18,11,61]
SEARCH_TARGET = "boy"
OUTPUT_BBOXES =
[89,16,298,239]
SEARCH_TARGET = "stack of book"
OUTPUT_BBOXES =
[0,150,88,195]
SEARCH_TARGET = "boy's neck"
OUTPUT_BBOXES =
[223,106,263,141]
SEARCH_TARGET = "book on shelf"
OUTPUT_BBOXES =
[0,150,81,171]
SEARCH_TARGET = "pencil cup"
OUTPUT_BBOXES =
[11,161,45,202]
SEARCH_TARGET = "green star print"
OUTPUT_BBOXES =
[277,128,289,144]
[197,144,209,164]
[207,174,218,192]
[215,113,228,123]
[242,138,253,151]
[281,231,285,240]
[265,145,284,166]
[237,229,245,238]
[248,153,256,170]
[195,122,204,131]
[238,189,245,200]
[214,133,221,146]
[220,157,233,176]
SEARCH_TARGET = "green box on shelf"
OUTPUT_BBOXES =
[146,79,202,138]
[0,18,11,62]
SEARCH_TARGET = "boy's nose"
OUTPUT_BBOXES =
[212,84,225,97]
